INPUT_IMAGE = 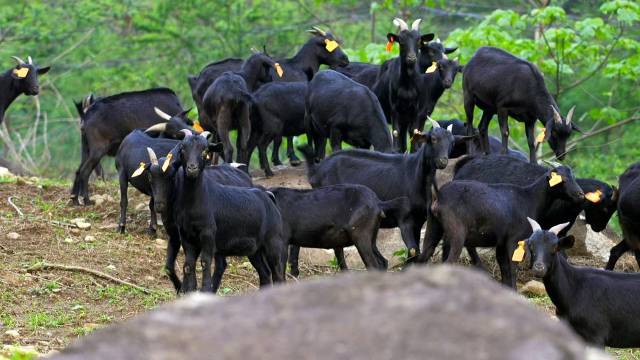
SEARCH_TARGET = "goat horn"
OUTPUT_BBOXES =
[180,129,193,137]
[27,56,33,65]
[82,96,91,112]
[11,56,25,65]
[393,18,409,31]
[145,123,167,133]
[411,19,422,31]
[551,106,562,125]
[548,222,570,236]
[428,116,440,129]
[565,105,576,125]
[154,107,172,121]
[200,131,212,140]
[527,217,542,233]
[436,38,441,43]
[147,147,159,166]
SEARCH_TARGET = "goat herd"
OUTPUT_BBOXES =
[3,18,640,349]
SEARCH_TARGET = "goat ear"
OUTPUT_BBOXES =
[611,185,619,203]
[421,33,435,42]
[208,143,224,154]
[555,235,575,251]
[37,66,51,75]
[386,33,397,42]
[571,122,583,133]
[543,120,554,142]
[444,47,458,54]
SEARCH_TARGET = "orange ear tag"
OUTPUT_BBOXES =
[13,67,29,78]
[274,63,284,78]
[193,121,204,133]
[535,128,546,145]
[512,241,525,262]
[324,39,339,52]
[585,189,602,203]
[385,40,394,52]
[548,172,563,187]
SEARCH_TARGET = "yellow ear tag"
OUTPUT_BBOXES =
[162,153,173,173]
[585,189,602,203]
[274,63,284,78]
[193,121,204,133]
[131,162,146,178]
[425,62,438,74]
[13,67,29,78]
[324,39,339,52]
[512,241,526,262]
[535,128,546,144]
[548,172,563,187]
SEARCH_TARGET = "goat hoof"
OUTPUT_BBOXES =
[118,226,125,234]
[146,228,157,237]
[272,159,283,166]
[83,199,94,206]
[290,159,302,167]
[70,197,81,206]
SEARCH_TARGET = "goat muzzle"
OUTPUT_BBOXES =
[435,158,448,169]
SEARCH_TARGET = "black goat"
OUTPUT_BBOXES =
[70,88,194,205]
[248,82,307,176]
[305,70,392,160]
[115,130,179,235]
[270,185,391,276]
[454,154,618,235]
[524,217,640,348]
[0,56,50,124]
[300,120,459,260]
[419,39,457,73]
[140,145,252,292]
[201,53,276,164]
[462,46,580,163]
[74,94,104,179]
[421,166,585,288]
[172,132,286,292]
[372,18,434,152]
[606,162,640,270]
[188,58,243,125]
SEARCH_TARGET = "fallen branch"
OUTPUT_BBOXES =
[28,262,150,293]
[7,196,24,217]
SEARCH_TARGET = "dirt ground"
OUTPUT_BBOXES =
[0,165,638,359]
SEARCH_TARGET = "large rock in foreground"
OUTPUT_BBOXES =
[51,266,607,360]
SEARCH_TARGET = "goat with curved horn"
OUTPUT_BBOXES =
[144,123,167,133]
[154,107,172,121]
[551,106,563,124]
[147,147,159,166]
[411,19,422,31]
[393,18,409,31]
[11,56,26,65]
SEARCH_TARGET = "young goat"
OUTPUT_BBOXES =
[270,186,393,276]
[421,166,585,288]
[172,131,286,292]
[524,217,640,348]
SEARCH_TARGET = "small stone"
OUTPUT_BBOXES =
[106,264,116,271]
[64,237,75,244]
[519,280,547,297]
[84,235,96,242]
[145,276,155,281]
[5,329,19,338]
[76,222,91,230]
[6,232,20,240]
[70,217,86,225]
[90,195,105,206]
[155,238,167,250]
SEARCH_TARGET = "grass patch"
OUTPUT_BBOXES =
[1,312,17,328]
[25,310,73,331]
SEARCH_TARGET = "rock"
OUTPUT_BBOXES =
[50,266,608,360]
[519,280,547,297]
[84,235,96,242]
[154,239,167,250]
[4,329,20,339]
[6,232,20,240]
[566,216,619,264]
[89,195,106,206]
[64,238,75,244]
[76,222,91,230]
[144,276,155,282]
[105,265,116,271]
[0,166,15,178]
[69,218,86,225]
